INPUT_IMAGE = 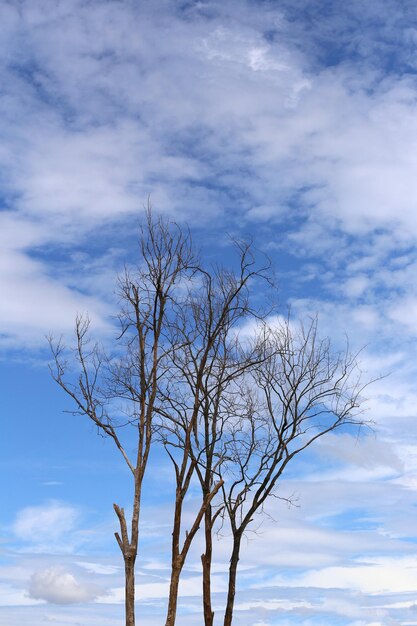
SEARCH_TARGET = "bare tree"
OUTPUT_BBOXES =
[218,316,369,626]
[49,210,196,626]
[158,243,271,626]
[49,211,369,626]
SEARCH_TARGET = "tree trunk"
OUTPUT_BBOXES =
[165,480,223,626]
[201,505,214,626]
[114,502,139,626]
[165,487,183,626]
[124,555,136,626]
[223,533,242,626]
[165,562,182,626]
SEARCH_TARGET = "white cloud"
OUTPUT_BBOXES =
[75,562,120,576]
[0,583,43,607]
[388,296,417,333]
[3,2,417,625]
[235,598,312,611]
[315,433,403,472]
[0,246,110,349]
[98,571,225,605]
[13,502,80,551]
[342,275,370,299]
[286,556,417,595]
[1,0,417,355]
[28,566,101,604]
[41,482,63,487]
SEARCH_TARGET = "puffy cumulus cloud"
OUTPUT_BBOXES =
[28,566,101,604]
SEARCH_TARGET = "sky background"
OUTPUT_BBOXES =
[2,0,417,624]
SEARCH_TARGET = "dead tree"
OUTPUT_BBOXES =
[158,243,271,626]
[49,212,368,626]
[49,210,196,626]
[218,316,369,626]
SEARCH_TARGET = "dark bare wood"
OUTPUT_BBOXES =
[49,207,197,626]
[219,316,371,626]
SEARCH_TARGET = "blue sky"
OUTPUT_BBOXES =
[2,0,417,624]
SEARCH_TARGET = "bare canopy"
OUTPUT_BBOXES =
[49,211,370,626]
[49,210,197,626]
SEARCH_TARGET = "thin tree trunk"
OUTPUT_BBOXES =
[165,561,182,626]
[124,554,136,626]
[114,502,139,626]
[224,533,242,626]
[165,479,224,626]
[165,488,183,626]
[201,504,214,626]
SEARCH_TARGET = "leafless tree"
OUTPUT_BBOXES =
[157,243,271,626]
[217,316,369,626]
[49,210,196,626]
[49,210,369,626]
